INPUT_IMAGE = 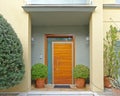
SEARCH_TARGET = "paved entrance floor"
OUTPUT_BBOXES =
[0,85,113,96]
[29,84,113,96]
[31,84,90,91]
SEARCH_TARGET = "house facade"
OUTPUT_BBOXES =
[0,0,120,92]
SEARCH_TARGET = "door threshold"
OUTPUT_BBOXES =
[54,85,71,88]
[31,84,90,91]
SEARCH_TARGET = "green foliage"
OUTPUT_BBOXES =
[73,64,89,79]
[0,15,25,89]
[104,25,120,79]
[31,63,48,80]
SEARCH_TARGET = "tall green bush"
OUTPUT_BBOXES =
[104,25,120,79]
[0,15,25,89]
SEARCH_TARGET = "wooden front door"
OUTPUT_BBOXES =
[52,42,73,84]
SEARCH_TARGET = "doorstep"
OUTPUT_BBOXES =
[29,85,113,96]
[31,84,90,91]
[28,91,94,96]
[29,84,93,96]
[0,89,113,96]
[0,86,113,96]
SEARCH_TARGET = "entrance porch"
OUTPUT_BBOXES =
[31,26,90,86]
[23,3,104,91]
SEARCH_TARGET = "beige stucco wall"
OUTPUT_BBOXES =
[89,0,104,92]
[103,0,115,4]
[103,8,120,37]
[0,0,31,92]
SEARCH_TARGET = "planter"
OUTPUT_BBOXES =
[31,63,48,88]
[75,78,85,88]
[104,76,111,88]
[112,88,120,96]
[36,78,45,88]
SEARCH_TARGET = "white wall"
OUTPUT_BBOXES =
[31,26,89,67]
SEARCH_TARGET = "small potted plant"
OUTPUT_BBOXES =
[110,76,120,96]
[73,64,89,88]
[31,63,48,88]
[104,25,120,88]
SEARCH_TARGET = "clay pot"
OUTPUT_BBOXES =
[112,88,120,96]
[36,78,45,88]
[104,76,111,88]
[75,78,86,88]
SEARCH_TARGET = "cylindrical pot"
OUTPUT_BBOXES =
[75,78,86,88]
[112,88,120,96]
[36,78,45,88]
[104,76,111,88]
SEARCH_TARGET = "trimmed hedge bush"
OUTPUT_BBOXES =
[31,63,48,80]
[0,15,25,89]
[73,64,89,79]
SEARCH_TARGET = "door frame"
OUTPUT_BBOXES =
[44,34,75,84]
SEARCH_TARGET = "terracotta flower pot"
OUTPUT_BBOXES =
[75,78,86,88]
[36,78,45,88]
[112,88,120,96]
[104,76,111,88]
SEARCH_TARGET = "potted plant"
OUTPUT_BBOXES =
[110,76,120,96]
[31,63,48,88]
[73,64,89,88]
[104,25,120,88]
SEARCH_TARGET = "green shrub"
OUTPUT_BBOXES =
[31,63,48,80]
[104,25,120,78]
[73,64,89,79]
[0,14,25,89]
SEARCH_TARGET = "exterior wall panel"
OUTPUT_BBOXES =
[0,0,31,92]
[31,26,89,67]
[90,0,104,92]
[103,0,115,4]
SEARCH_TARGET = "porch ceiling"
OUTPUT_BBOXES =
[22,5,96,26]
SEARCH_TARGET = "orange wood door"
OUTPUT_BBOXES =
[52,42,73,84]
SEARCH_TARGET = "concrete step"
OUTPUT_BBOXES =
[0,90,113,96]
[28,91,94,96]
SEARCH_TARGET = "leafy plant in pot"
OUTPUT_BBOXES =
[110,76,120,96]
[31,63,48,88]
[73,64,89,88]
[104,25,120,88]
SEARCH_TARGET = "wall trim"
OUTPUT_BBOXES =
[103,4,120,9]
[22,4,96,12]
